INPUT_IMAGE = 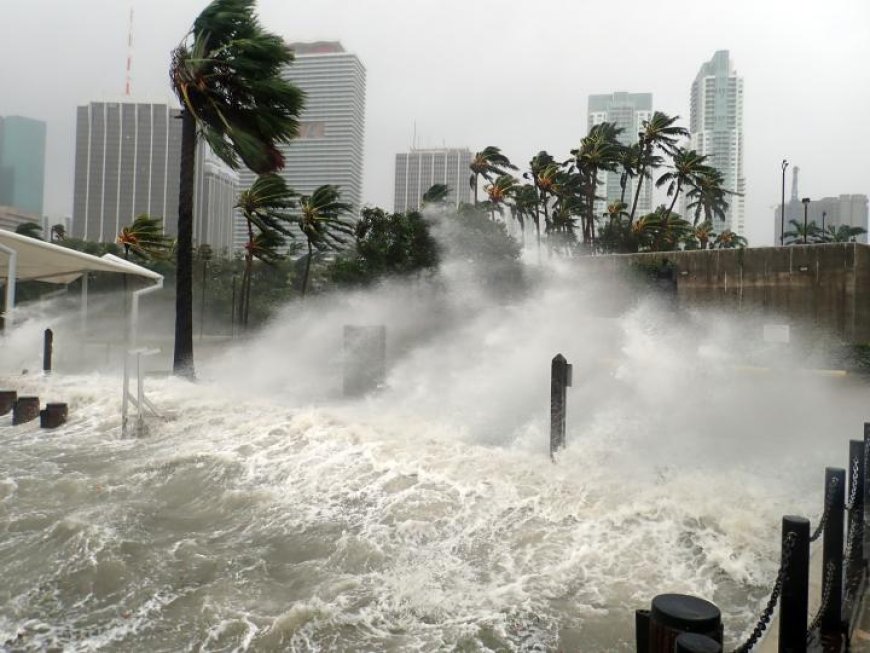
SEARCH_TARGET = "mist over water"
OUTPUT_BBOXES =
[1,247,867,651]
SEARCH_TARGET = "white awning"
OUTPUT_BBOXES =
[0,229,163,284]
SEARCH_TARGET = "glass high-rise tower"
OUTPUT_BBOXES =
[394,148,473,213]
[0,115,46,216]
[689,50,745,235]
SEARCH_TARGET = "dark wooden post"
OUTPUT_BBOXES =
[779,515,810,652]
[39,403,68,429]
[0,390,17,415]
[675,633,721,653]
[821,467,845,638]
[550,353,572,458]
[12,396,40,425]
[43,328,53,374]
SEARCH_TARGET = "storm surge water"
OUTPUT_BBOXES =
[1,255,867,651]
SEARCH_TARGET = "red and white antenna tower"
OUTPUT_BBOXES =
[124,6,134,96]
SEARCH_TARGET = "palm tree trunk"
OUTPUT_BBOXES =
[619,173,628,205]
[473,173,479,204]
[663,181,682,221]
[244,260,254,326]
[629,163,646,225]
[172,109,196,379]
[241,253,253,327]
[302,240,314,298]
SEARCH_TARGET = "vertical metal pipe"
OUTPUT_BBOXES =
[779,515,810,652]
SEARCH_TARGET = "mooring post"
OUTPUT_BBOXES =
[779,515,810,651]
[12,397,40,425]
[43,328,53,374]
[675,633,722,653]
[550,353,572,458]
[640,594,722,652]
[0,390,17,415]
[820,467,846,638]
[863,423,870,562]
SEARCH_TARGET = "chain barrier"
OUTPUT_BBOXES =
[809,475,839,543]
[843,517,862,593]
[729,532,797,653]
[806,560,836,637]
[845,456,859,511]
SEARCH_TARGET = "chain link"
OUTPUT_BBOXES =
[845,457,859,511]
[806,560,837,637]
[729,532,797,653]
[809,476,840,543]
[843,517,862,593]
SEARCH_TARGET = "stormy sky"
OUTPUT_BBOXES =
[1,0,868,245]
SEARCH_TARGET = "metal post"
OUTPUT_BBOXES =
[848,438,865,580]
[821,467,845,638]
[801,197,811,244]
[780,515,810,651]
[550,353,572,458]
[863,425,870,562]
[780,159,788,246]
[43,328,53,374]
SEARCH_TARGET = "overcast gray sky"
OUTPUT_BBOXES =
[2,0,868,245]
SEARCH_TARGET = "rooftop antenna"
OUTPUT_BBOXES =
[124,5,134,96]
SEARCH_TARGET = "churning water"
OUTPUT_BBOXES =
[1,261,867,651]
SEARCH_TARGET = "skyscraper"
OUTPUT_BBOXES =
[689,50,745,235]
[394,148,473,213]
[587,92,653,217]
[193,141,239,255]
[72,100,182,242]
[0,115,47,215]
[234,41,366,250]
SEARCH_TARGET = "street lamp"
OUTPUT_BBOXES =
[821,210,827,235]
[802,197,811,244]
[780,159,789,246]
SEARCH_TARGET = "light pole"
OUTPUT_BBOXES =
[802,197,811,244]
[781,159,789,246]
[821,210,827,236]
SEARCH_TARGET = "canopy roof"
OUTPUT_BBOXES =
[0,229,163,284]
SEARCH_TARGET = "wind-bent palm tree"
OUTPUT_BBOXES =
[656,148,711,221]
[685,167,733,227]
[169,0,304,377]
[629,112,688,223]
[571,122,623,244]
[617,143,642,205]
[484,174,517,222]
[469,146,516,204]
[235,173,296,325]
[297,185,354,297]
[713,229,748,249]
[14,222,43,239]
[117,214,172,260]
[526,155,560,237]
[422,183,450,207]
[818,224,867,243]
[512,183,539,249]
[685,220,716,250]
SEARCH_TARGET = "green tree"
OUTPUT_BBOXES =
[713,229,748,249]
[656,148,711,221]
[169,0,304,377]
[629,112,688,223]
[14,222,43,239]
[297,185,354,297]
[483,174,518,222]
[50,224,66,242]
[818,224,867,243]
[117,214,173,260]
[235,173,296,325]
[685,167,734,227]
[469,146,517,204]
[684,220,716,251]
[783,219,821,245]
[422,183,450,207]
[571,121,623,244]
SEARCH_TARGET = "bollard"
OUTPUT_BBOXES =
[343,325,387,397]
[12,396,40,425]
[39,402,67,429]
[864,423,870,562]
[847,439,865,586]
[820,467,845,639]
[0,390,17,415]
[780,515,810,652]
[43,328,53,374]
[675,633,721,653]
[550,353,572,458]
[645,594,722,652]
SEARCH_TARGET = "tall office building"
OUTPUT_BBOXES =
[689,50,745,235]
[587,92,653,218]
[394,148,473,213]
[72,100,182,242]
[235,41,366,250]
[194,141,239,255]
[0,115,46,215]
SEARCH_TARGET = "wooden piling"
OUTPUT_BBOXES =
[39,403,67,429]
[550,353,572,458]
[779,515,810,651]
[0,390,17,415]
[12,396,40,425]
[43,328,53,374]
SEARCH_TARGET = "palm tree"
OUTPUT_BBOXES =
[117,214,172,260]
[50,224,66,242]
[14,222,43,239]
[297,185,354,297]
[235,173,296,325]
[512,183,539,249]
[655,148,711,221]
[526,156,560,237]
[617,143,642,205]
[483,174,517,222]
[169,0,304,377]
[818,224,867,243]
[469,146,517,204]
[685,220,716,251]
[783,219,821,245]
[685,167,733,227]
[629,112,688,223]
[422,183,450,207]
[571,122,623,244]
[713,229,748,249]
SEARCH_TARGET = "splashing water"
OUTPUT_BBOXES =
[0,260,865,651]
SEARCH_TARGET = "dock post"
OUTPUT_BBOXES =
[12,396,40,425]
[779,515,810,651]
[847,439,865,586]
[638,594,721,652]
[820,467,845,639]
[550,353,572,458]
[43,328,53,374]
[675,633,721,653]
[0,390,17,415]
